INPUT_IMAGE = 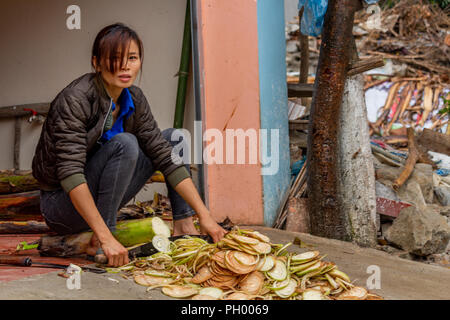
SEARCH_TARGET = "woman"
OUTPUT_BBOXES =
[32,23,227,267]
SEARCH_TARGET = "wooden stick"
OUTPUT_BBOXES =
[420,86,434,127]
[386,83,412,134]
[383,82,402,112]
[364,78,389,90]
[398,83,415,120]
[14,117,21,171]
[347,57,385,76]
[274,161,308,228]
[371,144,406,165]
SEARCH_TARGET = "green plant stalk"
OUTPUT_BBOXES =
[113,217,169,247]
[16,241,39,251]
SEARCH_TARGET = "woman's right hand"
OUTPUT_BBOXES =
[100,236,129,267]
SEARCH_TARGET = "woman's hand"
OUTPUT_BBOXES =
[199,214,227,243]
[69,183,129,267]
[172,178,228,242]
[100,236,130,267]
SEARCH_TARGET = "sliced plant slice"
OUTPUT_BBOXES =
[172,250,199,259]
[206,277,239,290]
[267,278,290,291]
[144,269,171,278]
[238,271,264,295]
[319,262,337,275]
[152,235,170,253]
[337,287,368,300]
[295,261,322,277]
[366,293,384,300]
[220,238,242,248]
[211,251,227,266]
[224,251,256,274]
[191,265,214,284]
[302,289,324,300]
[240,230,270,243]
[275,279,297,298]
[236,244,259,256]
[233,251,258,266]
[267,259,287,281]
[230,234,260,245]
[223,292,250,300]
[291,251,320,263]
[199,287,224,299]
[275,242,292,256]
[162,285,198,298]
[324,273,339,290]
[290,259,319,273]
[251,242,272,254]
[134,274,172,287]
[151,216,171,238]
[258,255,276,272]
[118,265,135,271]
[191,294,217,300]
[328,269,351,283]
[256,256,265,271]
[237,242,260,253]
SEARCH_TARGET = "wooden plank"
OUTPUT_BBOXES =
[289,119,309,131]
[0,221,49,234]
[0,191,41,221]
[287,83,314,98]
[0,171,40,194]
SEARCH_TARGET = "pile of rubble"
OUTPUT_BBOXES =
[372,129,450,266]
[283,1,450,267]
[356,0,450,81]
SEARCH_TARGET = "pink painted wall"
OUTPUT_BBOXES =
[197,0,264,225]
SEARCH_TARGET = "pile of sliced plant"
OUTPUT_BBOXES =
[117,228,383,300]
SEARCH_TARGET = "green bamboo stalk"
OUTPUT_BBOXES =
[173,0,192,129]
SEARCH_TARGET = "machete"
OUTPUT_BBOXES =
[94,234,213,264]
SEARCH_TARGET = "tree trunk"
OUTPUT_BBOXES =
[337,72,378,247]
[307,0,359,241]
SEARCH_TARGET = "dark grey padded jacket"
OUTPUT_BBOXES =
[32,72,190,193]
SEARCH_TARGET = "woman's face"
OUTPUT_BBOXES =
[94,40,142,94]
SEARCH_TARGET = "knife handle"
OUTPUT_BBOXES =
[94,253,108,264]
[0,255,32,266]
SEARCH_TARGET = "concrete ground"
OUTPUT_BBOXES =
[0,226,449,300]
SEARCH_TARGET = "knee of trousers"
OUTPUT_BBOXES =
[109,132,139,160]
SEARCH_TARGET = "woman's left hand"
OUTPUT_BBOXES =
[199,215,227,243]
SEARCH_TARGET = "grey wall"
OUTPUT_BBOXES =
[0,0,196,172]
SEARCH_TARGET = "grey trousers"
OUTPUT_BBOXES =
[40,128,195,235]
